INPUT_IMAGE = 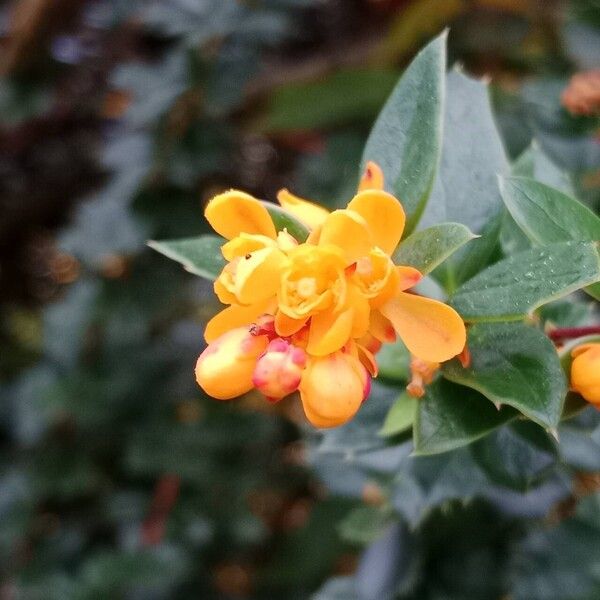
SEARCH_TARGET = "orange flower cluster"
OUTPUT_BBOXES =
[195,163,466,428]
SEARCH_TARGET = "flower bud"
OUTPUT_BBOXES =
[195,327,268,400]
[571,343,600,406]
[406,356,440,399]
[300,352,370,428]
[252,338,307,401]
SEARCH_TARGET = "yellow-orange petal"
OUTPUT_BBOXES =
[369,310,396,343]
[307,307,354,356]
[204,299,275,342]
[347,190,405,255]
[380,292,466,363]
[205,190,277,240]
[397,266,422,291]
[275,310,308,337]
[235,247,288,304]
[214,276,237,304]
[346,284,370,338]
[277,189,330,230]
[357,343,378,377]
[300,352,367,428]
[221,233,275,261]
[195,327,268,399]
[319,209,373,263]
[358,161,384,191]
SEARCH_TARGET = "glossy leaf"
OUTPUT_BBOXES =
[392,223,475,274]
[471,421,557,491]
[450,241,600,321]
[263,202,310,242]
[377,340,410,382]
[499,176,600,300]
[338,506,394,545]
[361,31,446,234]
[148,235,225,280]
[443,323,567,429]
[379,392,416,437]
[413,378,517,456]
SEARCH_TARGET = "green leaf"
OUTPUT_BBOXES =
[471,421,557,491]
[443,323,567,429]
[148,235,225,280]
[413,378,516,456]
[419,70,509,287]
[263,202,310,242]
[500,176,600,244]
[392,223,475,274]
[377,340,410,382]
[361,31,446,235]
[499,176,600,300]
[450,241,600,322]
[260,69,399,132]
[338,506,394,545]
[379,392,416,437]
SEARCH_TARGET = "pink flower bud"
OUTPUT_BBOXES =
[252,338,307,401]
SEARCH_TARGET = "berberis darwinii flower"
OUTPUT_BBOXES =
[195,162,466,428]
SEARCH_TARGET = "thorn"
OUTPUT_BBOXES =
[493,402,502,411]
[548,428,559,442]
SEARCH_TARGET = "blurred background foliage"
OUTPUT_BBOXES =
[1,0,600,598]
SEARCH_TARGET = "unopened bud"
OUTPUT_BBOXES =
[252,338,307,401]
[195,327,268,400]
[571,343,600,406]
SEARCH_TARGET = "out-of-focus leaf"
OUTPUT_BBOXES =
[261,69,399,132]
[148,235,225,279]
[338,506,394,545]
[361,32,446,234]
[377,340,410,382]
[379,392,416,438]
[443,322,567,429]
[471,421,557,491]
[413,379,516,455]
[450,242,600,321]
[392,223,476,274]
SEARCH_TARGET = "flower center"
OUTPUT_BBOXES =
[296,277,317,299]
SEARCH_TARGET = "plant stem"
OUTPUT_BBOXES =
[548,326,600,342]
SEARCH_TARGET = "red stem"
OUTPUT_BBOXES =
[141,474,181,546]
[548,326,600,342]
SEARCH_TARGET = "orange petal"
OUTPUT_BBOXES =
[221,233,275,261]
[319,209,373,263]
[205,190,276,240]
[357,343,378,377]
[397,266,422,291]
[214,276,237,304]
[235,247,288,304]
[205,299,274,343]
[380,293,466,363]
[347,190,405,255]
[307,307,354,356]
[369,310,396,343]
[346,284,370,339]
[358,161,384,191]
[277,189,330,230]
[275,310,308,337]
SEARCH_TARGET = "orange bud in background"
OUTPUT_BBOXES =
[252,338,307,401]
[300,352,370,428]
[571,343,600,406]
[195,327,268,400]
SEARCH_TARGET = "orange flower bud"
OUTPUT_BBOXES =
[299,352,370,428]
[195,327,268,400]
[406,356,440,399]
[571,343,600,406]
[252,338,307,401]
